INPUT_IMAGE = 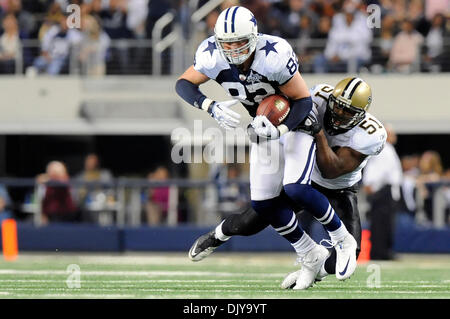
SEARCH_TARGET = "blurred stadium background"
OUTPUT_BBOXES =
[0,0,448,299]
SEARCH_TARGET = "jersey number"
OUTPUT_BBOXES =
[286,51,299,75]
[222,81,275,105]
[359,118,382,135]
[315,85,333,101]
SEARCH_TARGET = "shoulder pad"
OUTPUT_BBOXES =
[350,115,387,155]
[253,35,298,85]
[193,36,229,80]
[310,83,334,109]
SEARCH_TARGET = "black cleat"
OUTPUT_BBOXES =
[188,230,225,262]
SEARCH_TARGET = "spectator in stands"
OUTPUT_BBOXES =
[75,153,115,223]
[96,0,133,74]
[127,0,148,39]
[1,0,35,38]
[311,15,332,39]
[400,154,421,217]
[79,14,110,76]
[98,0,132,39]
[32,15,82,75]
[268,0,317,39]
[37,1,64,42]
[75,153,113,214]
[363,124,402,260]
[381,0,407,21]
[0,13,20,74]
[387,19,424,73]
[407,0,430,36]
[425,0,450,21]
[313,0,372,73]
[217,164,250,220]
[310,0,338,19]
[76,153,113,184]
[424,13,447,72]
[375,14,396,69]
[145,166,170,225]
[145,0,172,40]
[416,150,444,222]
[38,160,79,224]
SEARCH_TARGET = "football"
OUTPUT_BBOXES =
[256,94,290,126]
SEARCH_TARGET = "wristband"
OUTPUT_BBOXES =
[201,98,215,113]
[277,124,289,136]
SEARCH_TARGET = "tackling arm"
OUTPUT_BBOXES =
[314,130,367,179]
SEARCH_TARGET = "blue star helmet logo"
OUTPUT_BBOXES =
[203,41,217,57]
[250,16,257,26]
[260,40,278,57]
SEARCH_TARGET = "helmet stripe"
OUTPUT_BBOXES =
[343,77,362,99]
[348,80,363,99]
[231,6,239,33]
[342,77,356,98]
[224,7,231,33]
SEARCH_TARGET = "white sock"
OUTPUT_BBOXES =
[329,223,349,243]
[214,221,231,241]
[291,233,316,257]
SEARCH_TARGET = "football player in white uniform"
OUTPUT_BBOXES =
[187,77,387,288]
[176,6,358,290]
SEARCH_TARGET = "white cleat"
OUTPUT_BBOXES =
[334,233,357,280]
[280,270,301,289]
[293,245,329,290]
[281,257,330,289]
[315,266,329,282]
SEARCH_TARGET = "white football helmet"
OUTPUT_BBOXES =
[214,6,258,65]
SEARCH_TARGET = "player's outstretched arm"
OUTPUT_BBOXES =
[314,130,367,179]
[175,66,241,130]
[176,65,211,109]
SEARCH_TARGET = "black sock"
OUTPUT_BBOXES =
[221,207,269,236]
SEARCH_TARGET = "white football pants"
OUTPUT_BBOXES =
[249,131,316,201]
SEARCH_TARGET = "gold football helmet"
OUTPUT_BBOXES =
[326,77,372,131]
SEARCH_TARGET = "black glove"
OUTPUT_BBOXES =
[294,114,322,136]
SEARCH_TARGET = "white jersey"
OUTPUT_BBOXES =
[193,34,299,117]
[310,84,387,189]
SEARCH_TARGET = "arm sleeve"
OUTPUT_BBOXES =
[282,96,313,131]
[175,78,208,109]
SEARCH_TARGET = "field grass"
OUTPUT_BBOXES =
[0,252,448,299]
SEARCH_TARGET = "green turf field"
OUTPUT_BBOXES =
[0,252,448,299]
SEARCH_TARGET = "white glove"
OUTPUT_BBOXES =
[206,99,241,130]
[251,115,280,139]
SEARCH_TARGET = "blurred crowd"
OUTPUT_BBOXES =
[0,145,448,227]
[399,150,450,224]
[0,0,448,75]
[361,125,450,229]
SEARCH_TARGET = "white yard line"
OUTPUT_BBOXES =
[0,269,285,277]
